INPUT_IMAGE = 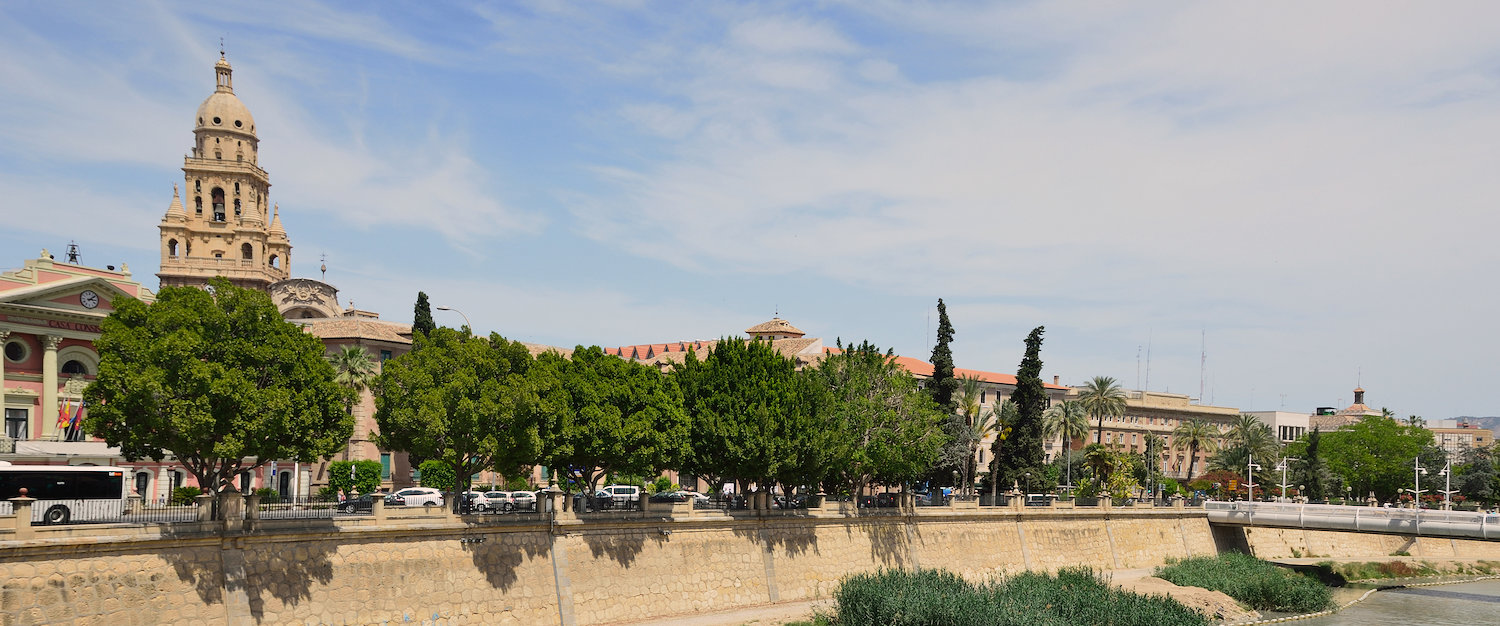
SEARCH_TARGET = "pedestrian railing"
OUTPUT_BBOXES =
[257,495,347,520]
[1205,501,1500,540]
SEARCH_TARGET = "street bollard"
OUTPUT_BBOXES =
[195,493,214,522]
[10,489,35,540]
[373,496,386,523]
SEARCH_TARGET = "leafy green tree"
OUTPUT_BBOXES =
[417,459,456,491]
[372,327,544,512]
[1171,419,1221,482]
[1319,415,1437,501]
[1043,400,1089,490]
[1456,446,1497,505]
[1078,376,1127,444]
[674,337,813,494]
[329,459,383,497]
[412,291,436,337]
[948,376,997,497]
[927,298,958,413]
[807,340,947,498]
[84,277,352,501]
[1298,426,1333,501]
[1210,415,1280,479]
[533,346,690,493]
[992,326,1047,493]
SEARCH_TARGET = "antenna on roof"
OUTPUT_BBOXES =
[320,253,327,280]
[65,241,81,264]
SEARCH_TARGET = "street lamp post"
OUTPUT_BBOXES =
[1276,457,1300,503]
[1412,457,1428,508]
[1438,460,1454,510]
[434,306,472,335]
[1246,454,1262,502]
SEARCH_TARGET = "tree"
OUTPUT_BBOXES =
[927,298,958,413]
[1319,415,1437,501]
[1210,414,1279,477]
[1170,419,1220,482]
[1077,376,1127,444]
[328,459,383,497]
[372,327,543,512]
[327,345,378,459]
[84,277,352,505]
[1043,400,1089,490]
[947,375,995,497]
[534,346,690,494]
[1142,433,1166,498]
[1456,446,1497,505]
[1302,426,1328,501]
[807,340,947,498]
[417,459,456,491]
[674,337,812,494]
[992,326,1047,494]
[412,291,436,337]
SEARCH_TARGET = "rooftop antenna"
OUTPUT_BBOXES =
[65,241,81,264]
[1144,329,1153,392]
[319,253,327,280]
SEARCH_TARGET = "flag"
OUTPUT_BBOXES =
[69,400,85,427]
[57,398,72,427]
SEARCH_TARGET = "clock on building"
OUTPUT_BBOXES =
[79,290,99,309]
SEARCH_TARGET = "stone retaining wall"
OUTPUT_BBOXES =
[0,507,1244,625]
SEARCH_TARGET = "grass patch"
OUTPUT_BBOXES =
[828,567,1209,626]
[1322,559,1500,581]
[1155,553,1334,613]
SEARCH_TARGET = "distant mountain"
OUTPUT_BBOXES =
[1453,416,1500,431]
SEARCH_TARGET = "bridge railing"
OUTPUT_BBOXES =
[1205,501,1500,540]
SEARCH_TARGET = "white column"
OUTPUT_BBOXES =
[40,335,61,440]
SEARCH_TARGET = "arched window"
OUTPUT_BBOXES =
[168,239,179,257]
[195,180,201,192]
[211,188,225,221]
[61,359,89,375]
[269,254,279,269]
[241,243,253,260]
[194,197,203,214]
[234,199,241,215]
[134,472,151,498]
[234,182,239,193]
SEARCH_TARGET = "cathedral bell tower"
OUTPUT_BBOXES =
[158,53,291,292]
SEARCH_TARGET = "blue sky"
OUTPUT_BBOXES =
[3,1,1499,418]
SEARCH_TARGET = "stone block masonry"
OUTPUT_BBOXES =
[0,507,1255,625]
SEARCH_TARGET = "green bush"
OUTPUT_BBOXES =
[253,487,280,504]
[317,485,339,500]
[831,567,1208,626]
[170,486,203,506]
[1156,553,1333,613]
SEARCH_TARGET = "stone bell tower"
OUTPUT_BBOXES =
[157,53,291,292]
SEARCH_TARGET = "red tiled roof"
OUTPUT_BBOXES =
[822,348,1068,390]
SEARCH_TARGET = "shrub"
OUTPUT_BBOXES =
[649,476,678,494]
[1156,553,1333,613]
[317,485,339,500]
[253,487,280,504]
[831,567,1209,626]
[170,486,203,505]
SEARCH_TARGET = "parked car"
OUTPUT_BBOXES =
[389,487,443,507]
[483,491,512,512]
[459,491,491,513]
[508,490,538,511]
[674,491,710,505]
[337,493,382,514]
[874,493,899,508]
[1025,494,1052,507]
[599,485,641,509]
[649,491,690,503]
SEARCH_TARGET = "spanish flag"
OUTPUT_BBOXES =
[57,398,73,427]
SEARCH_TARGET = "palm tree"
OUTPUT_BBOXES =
[1211,415,1278,480]
[956,375,983,423]
[327,345,378,460]
[1077,376,1127,444]
[1171,419,1220,482]
[1043,400,1090,491]
[1143,433,1166,498]
[958,411,997,498]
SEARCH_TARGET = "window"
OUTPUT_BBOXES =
[4,408,27,440]
[233,199,241,215]
[240,472,251,493]
[980,391,987,404]
[380,350,392,362]
[195,197,203,214]
[214,252,223,259]
[169,470,184,492]
[380,453,391,479]
[134,472,150,498]
[234,182,240,193]
[168,239,179,257]
[61,360,88,375]
[241,243,253,260]
[195,180,201,193]
[4,339,26,363]
[269,255,279,269]
[211,188,225,221]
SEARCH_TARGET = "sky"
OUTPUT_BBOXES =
[2,1,1498,419]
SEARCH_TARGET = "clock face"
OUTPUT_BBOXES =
[79,290,100,309]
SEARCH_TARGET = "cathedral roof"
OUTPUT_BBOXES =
[164,185,186,220]
[195,55,256,137]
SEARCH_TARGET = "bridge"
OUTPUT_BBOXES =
[1206,501,1500,540]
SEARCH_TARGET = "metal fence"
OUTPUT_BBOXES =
[123,499,202,524]
[258,495,349,520]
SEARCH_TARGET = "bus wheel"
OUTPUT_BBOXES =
[43,505,70,525]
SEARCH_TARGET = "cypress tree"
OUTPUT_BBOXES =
[993,326,1047,493]
[928,298,958,413]
[412,291,436,338]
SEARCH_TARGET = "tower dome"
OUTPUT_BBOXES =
[194,54,256,137]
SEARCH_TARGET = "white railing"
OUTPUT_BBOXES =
[1206,501,1500,540]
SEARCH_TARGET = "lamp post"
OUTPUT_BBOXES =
[1412,457,1428,509]
[1246,454,1262,502]
[434,306,472,335]
[1276,457,1300,503]
[1438,460,1454,510]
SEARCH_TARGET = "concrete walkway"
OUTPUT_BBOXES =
[617,599,828,625]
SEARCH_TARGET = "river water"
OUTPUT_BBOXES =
[1298,579,1500,625]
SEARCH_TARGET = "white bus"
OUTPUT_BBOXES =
[0,463,129,524]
